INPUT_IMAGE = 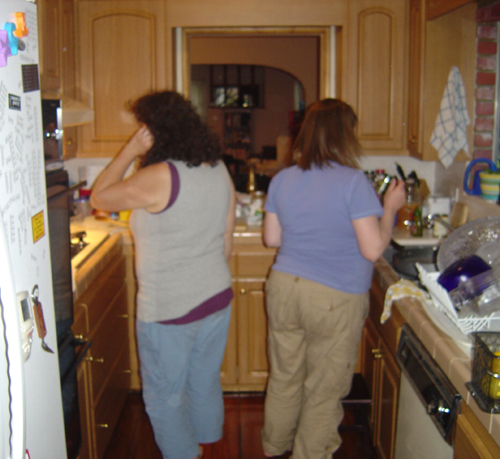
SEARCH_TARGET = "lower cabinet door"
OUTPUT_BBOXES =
[361,318,380,434]
[236,280,269,389]
[453,404,500,459]
[89,283,128,401]
[93,344,131,459]
[77,359,92,459]
[374,339,400,459]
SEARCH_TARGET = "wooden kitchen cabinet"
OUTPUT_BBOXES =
[234,279,269,387]
[37,0,78,159]
[72,248,131,459]
[407,0,476,160]
[38,0,61,93]
[360,271,404,459]
[73,305,92,459]
[75,0,167,157]
[361,317,401,459]
[37,0,77,95]
[345,0,407,155]
[453,403,500,459]
[426,0,474,20]
[221,237,276,391]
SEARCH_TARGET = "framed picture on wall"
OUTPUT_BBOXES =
[225,86,239,106]
[213,86,225,107]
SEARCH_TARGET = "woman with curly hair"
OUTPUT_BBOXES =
[261,99,405,458]
[91,90,235,459]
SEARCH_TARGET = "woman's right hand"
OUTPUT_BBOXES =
[383,178,406,213]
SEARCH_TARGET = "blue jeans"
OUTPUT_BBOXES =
[136,306,231,459]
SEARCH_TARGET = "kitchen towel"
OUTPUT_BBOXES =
[381,279,431,324]
[430,66,471,169]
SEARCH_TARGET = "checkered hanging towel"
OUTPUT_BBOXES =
[430,66,471,168]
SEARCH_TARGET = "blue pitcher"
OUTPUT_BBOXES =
[463,158,498,195]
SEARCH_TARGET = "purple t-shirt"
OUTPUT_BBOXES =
[265,162,383,294]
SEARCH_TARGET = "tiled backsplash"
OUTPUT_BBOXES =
[65,155,467,201]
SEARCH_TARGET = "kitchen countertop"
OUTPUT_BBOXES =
[373,256,500,448]
[72,215,500,448]
[71,216,132,300]
[72,233,123,301]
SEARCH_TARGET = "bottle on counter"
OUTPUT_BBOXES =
[412,205,423,237]
[374,169,386,189]
[396,178,422,233]
[247,164,256,194]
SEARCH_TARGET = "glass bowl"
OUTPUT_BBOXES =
[437,216,500,271]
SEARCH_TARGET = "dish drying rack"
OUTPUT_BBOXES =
[416,263,500,334]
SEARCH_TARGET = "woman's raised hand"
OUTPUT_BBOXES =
[122,125,154,158]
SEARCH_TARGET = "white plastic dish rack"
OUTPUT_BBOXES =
[415,263,500,335]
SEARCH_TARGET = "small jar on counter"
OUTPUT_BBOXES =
[432,214,449,238]
[489,351,500,399]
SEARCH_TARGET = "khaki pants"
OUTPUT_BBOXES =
[262,270,369,459]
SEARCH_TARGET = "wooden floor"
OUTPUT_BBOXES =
[103,391,373,459]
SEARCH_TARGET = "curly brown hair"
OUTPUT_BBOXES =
[293,98,362,170]
[129,91,222,168]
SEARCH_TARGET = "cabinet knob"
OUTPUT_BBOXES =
[96,424,109,429]
[74,334,84,340]
[87,356,104,363]
[240,288,247,295]
[409,136,417,144]
[372,348,383,359]
[118,314,129,319]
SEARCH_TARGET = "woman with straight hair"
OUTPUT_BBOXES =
[90,90,235,459]
[261,98,406,459]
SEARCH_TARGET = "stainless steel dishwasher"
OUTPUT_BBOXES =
[394,324,461,459]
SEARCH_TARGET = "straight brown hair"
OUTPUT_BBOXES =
[293,98,362,170]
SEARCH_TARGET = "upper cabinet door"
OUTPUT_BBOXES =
[408,1,476,161]
[346,0,408,155]
[426,0,474,21]
[61,0,76,98]
[407,0,425,156]
[76,1,167,157]
[38,0,62,93]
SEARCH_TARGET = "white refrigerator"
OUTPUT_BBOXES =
[0,1,67,458]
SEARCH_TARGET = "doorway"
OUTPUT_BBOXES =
[177,26,337,102]
[176,27,337,178]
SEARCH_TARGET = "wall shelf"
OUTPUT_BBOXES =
[210,65,263,108]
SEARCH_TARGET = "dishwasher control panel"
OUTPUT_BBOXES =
[396,324,461,444]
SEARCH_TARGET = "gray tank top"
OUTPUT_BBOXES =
[129,160,232,322]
